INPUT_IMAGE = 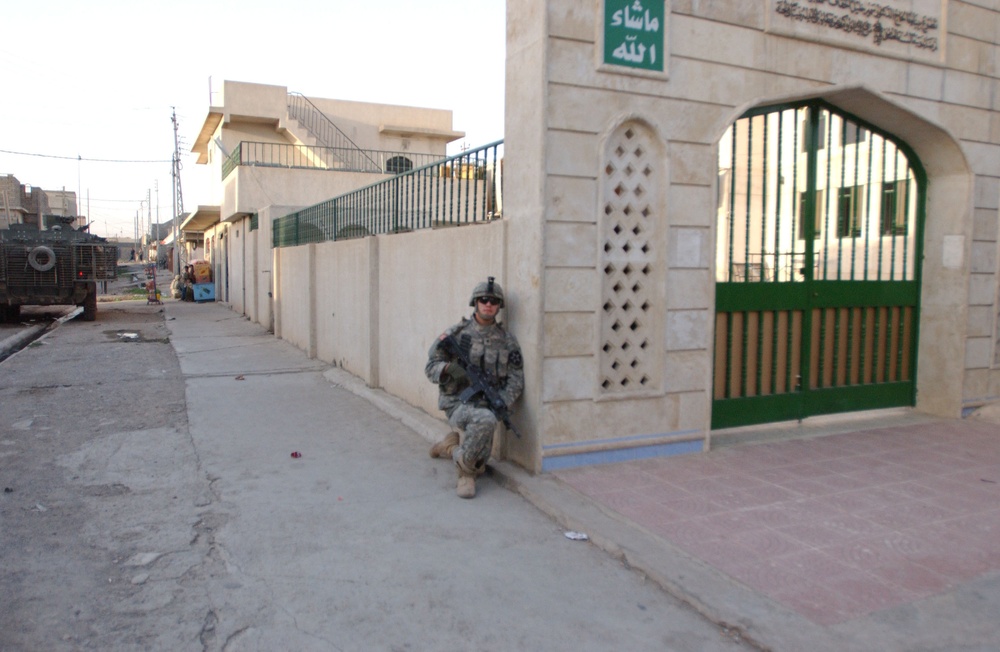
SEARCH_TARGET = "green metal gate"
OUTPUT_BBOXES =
[713,101,925,429]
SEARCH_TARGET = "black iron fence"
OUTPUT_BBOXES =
[273,140,503,248]
[222,141,448,180]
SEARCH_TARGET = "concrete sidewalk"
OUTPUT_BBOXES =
[162,299,749,651]
[176,300,1000,651]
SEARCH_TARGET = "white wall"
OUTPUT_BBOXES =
[270,220,507,421]
[378,222,507,414]
[228,220,247,314]
[315,236,376,380]
[275,242,313,354]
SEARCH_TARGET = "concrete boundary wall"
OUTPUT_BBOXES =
[271,220,508,424]
[274,242,313,356]
[314,237,376,380]
[227,220,248,316]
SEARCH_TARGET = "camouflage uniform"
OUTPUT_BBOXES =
[425,316,524,474]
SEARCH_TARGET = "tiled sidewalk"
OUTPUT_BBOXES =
[554,420,1000,625]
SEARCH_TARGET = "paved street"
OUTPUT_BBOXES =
[4,296,1000,651]
[0,300,749,651]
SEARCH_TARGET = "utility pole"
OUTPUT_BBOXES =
[141,199,146,259]
[1,189,11,228]
[77,154,82,227]
[154,181,161,268]
[147,188,152,255]
[171,108,185,274]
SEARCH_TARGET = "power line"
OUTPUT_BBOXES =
[0,148,171,164]
[86,197,171,205]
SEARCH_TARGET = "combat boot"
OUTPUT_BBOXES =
[456,471,476,499]
[429,431,460,459]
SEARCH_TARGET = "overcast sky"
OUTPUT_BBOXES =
[0,0,506,239]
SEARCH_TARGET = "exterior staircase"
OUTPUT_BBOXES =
[286,93,382,173]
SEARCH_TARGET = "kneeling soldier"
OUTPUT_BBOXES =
[425,277,524,498]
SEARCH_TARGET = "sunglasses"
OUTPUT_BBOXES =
[477,297,501,306]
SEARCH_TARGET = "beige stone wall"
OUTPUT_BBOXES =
[505,0,998,468]
[504,0,549,470]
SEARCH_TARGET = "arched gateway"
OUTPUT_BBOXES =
[713,100,925,429]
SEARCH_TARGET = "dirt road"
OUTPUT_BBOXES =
[0,302,217,649]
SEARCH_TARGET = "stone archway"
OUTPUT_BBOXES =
[713,99,926,428]
[714,86,972,422]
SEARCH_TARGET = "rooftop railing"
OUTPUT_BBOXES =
[273,140,503,248]
[222,141,447,180]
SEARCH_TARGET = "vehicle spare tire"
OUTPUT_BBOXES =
[28,245,56,272]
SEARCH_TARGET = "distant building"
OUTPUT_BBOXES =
[1,174,49,228]
[1,175,85,230]
[186,79,464,315]
[43,189,79,220]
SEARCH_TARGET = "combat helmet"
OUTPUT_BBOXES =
[469,276,505,308]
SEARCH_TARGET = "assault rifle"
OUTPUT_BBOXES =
[439,333,521,438]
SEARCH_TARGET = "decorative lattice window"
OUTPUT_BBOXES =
[599,122,661,396]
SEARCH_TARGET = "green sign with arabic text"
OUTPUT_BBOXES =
[603,0,665,72]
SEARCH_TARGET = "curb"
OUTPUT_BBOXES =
[0,324,48,361]
[322,366,452,445]
[489,459,848,652]
[0,307,82,361]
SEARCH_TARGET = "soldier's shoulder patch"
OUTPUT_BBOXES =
[509,350,523,369]
[440,320,467,340]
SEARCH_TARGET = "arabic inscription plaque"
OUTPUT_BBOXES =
[766,0,946,64]
[602,0,667,73]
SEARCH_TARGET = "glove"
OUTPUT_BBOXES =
[442,362,468,385]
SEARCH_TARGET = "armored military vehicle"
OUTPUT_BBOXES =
[0,217,118,322]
